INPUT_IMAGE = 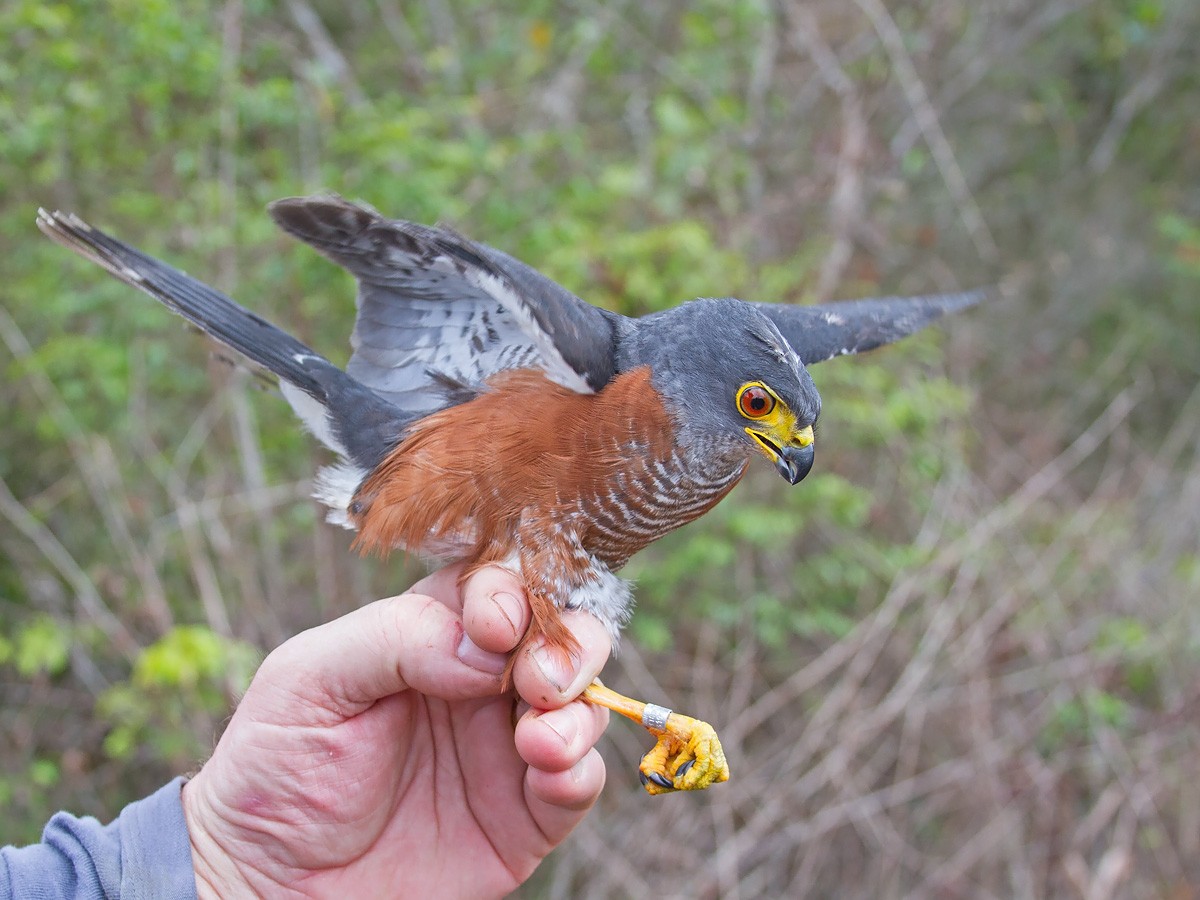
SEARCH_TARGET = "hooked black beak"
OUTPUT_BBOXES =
[775,443,815,485]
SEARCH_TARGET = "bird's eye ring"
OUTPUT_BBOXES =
[738,384,776,419]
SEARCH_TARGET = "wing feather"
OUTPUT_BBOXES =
[751,290,986,365]
[270,196,621,413]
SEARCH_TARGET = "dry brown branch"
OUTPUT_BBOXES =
[785,5,868,301]
[890,0,1099,159]
[0,474,135,659]
[853,0,999,262]
[0,306,174,630]
[1087,5,1189,174]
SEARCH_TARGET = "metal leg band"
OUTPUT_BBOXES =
[641,703,672,730]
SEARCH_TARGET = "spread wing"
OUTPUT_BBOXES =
[750,290,985,366]
[270,195,621,415]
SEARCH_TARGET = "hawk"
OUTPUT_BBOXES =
[38,198,981,795]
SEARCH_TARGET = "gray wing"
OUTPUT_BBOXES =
[750,290,985,365]
[269,195,621,414]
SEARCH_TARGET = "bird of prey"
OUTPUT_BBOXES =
[37,197,981,795]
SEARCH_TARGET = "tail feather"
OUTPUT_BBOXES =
[37,209,411,471]
[37,209,334,400]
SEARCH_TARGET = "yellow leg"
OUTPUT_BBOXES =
[583,680,730,796]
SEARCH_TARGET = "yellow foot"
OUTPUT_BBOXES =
[583,681,730,796]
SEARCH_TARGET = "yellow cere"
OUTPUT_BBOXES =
[735,381,814,461]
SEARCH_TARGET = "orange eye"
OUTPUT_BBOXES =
[738,385,775,419]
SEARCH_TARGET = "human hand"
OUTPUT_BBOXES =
[180,564,612,899]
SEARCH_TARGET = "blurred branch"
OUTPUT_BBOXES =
[158,481,311,531]
[853,0,999,262]
[0,305,173,631]
[372,0,429,88]
[0,474,135,659]
[785,4,867,300]
[1087,20,1186,174]
[217,0,242,294]
[229,387,289,645]
[286,0,368,107]
[739,4,780,212]
[532,15,611,128]
[564,0,716,110]
[891,0,1098,159]
[173,488,235,638]
[421,0,464,90]
[125,423,235,638]
[962,385,1140,548]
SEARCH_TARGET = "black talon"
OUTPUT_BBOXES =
[639,772,649,787]
[676,759,695,779]
[648,771,673,789]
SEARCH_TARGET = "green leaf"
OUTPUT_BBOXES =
[14,616,70,678]
[134,625,235,689]
[29,757,60,789]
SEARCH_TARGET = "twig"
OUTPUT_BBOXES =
[228,387,290,644]
[1087,12,1186,174]
[421,0,464,91]
[853,0,999,262]
[286,0,368,107]
[891,0,1098,158]
[0,474,135,656]
[372,0,428,88]
[786,5,867,300]
[0,306,170,633]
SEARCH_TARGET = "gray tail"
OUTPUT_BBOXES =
[37,209,337,400]
[37,209,410,470]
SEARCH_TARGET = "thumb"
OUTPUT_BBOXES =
[258,591,510,722]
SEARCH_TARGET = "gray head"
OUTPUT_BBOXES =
[620,298,820,483]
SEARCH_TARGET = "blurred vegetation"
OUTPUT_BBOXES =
[2,0,1198,895]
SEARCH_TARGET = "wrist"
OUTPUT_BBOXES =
[181,776,266,899]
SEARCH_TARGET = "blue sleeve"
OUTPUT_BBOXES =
[0,777,197,900]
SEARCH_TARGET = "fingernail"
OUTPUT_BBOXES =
[531,643,576,693]
[570,756,588,784]
[490,591,523,639]
[457,632,508,675]
[539,708,578,747]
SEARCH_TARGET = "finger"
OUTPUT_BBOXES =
[406,563,467,613]
[263,590,507,722]
[514,698,610,773]
[408,563,517,673]
[511,609,612,710]
[461,565,530,654]
[525,748,605,841]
